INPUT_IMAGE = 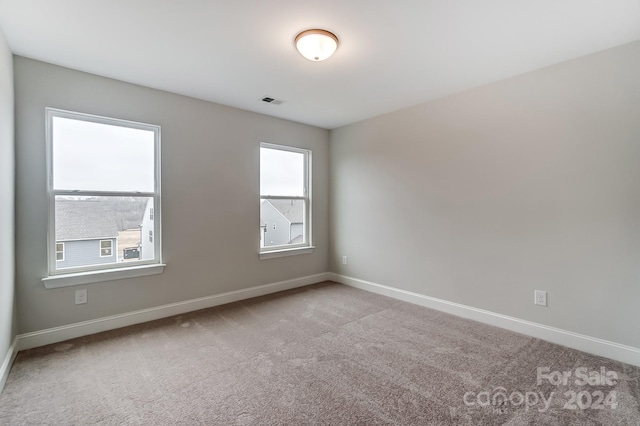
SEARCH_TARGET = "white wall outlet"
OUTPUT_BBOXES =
[75,289,87,305]
[534,290,547,306]
[342,256,347,265]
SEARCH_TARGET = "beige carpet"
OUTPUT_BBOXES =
[1,282,638,425]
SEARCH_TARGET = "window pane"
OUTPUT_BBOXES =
[52,116,155,192]
[100,240,112,257]
[54,196,155,269]
[56,243,64,261]
[260,147,304,196]
[260,199,305,248]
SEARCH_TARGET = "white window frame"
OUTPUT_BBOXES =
[43,108,164,288]
[260,143,313,258]
[55,242,65,262]
[99,240,113,257]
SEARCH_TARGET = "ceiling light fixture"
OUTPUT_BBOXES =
[294,29,339,61]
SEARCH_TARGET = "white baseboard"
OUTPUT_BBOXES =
[13,271,638,372]
[0,337,18,395]
[18,273,331,351]
[329,273,640,367]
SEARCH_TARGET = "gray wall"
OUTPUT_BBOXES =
[330,41,640,348]
[0,30,15,363]
[56,239,117,269]
[15,57,329,334]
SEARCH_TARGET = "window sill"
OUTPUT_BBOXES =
[42,264,166,289]
[259,246,315,260]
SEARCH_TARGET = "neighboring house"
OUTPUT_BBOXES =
[55,199,118,269]
[260,199,304,247]
[139,198,155,261]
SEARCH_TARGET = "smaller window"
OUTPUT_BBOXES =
[100,240,113,257]
[260,143,311,252]
[150,208,154,220]
[149,230,153,243]
[56,243,64,261]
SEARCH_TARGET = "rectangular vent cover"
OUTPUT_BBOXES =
[261,96,283,106]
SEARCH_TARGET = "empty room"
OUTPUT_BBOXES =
[1,1,639,424]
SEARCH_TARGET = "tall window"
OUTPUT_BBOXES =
[46,108,161,275]
[260,143,311,251]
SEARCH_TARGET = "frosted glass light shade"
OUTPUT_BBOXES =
[295,29,339,61]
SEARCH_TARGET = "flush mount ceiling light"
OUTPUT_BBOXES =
[294,29,339,61]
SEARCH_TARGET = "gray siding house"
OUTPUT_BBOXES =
[55,199,118,269]
[139,198,155,261]
[260,199,304,247]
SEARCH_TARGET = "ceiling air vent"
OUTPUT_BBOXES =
[261,96,283,106]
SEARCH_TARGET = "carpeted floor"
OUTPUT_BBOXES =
[1,282,638,425]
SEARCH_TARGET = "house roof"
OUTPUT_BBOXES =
[263,199,303,224]
[55,199,119,241]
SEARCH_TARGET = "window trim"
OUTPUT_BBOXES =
[42,263,166,288]
[259,246,315,260]
[44,108,162,283]
[259,143,312,255]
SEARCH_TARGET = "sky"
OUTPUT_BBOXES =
[260,147,304,197]
[53,116,155,193]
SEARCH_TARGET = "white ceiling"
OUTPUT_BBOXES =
[1,1,639,129]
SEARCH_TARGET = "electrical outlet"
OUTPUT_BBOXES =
[75,289,87,305]
[342,256,347,265]
[534,290,547,306]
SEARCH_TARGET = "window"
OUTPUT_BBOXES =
[149,230,153,243]
[100,240,113,257]
[46,108,162,279]
[56,243,64,261]
[260,143,311,254]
